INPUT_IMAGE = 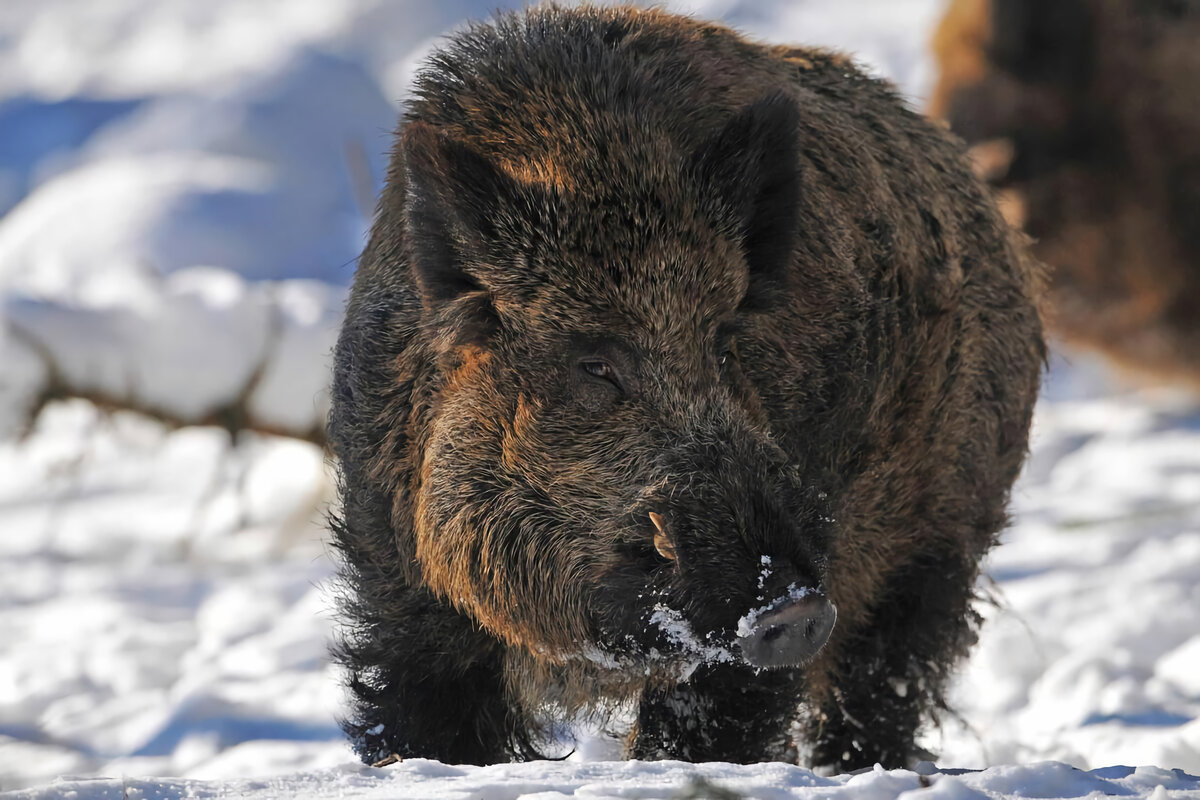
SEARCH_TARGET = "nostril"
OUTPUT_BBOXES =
[761,625,786,644]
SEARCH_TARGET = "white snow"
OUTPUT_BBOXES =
[1,0,1198,797]
[4,761,1200,800]
[930,357,1200,774]
[1,267,342,435]
[736,584,818,639]
[648,603,737,669]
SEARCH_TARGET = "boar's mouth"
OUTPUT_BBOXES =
[589,544,836,672]
[586,481,837,672]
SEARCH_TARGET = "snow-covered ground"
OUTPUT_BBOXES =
[1,1,1198,798]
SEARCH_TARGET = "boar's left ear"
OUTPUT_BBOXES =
[400,121,518,311]
[690,92,802,309]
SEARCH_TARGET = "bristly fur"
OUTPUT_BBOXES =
[329,4,1045,771]
[932,0,1200,385]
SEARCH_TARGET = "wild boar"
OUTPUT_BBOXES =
[931,0,1200,385]
[329,4,1044,771]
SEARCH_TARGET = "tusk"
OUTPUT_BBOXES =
[649,512,676,561]
[654,532,677,561]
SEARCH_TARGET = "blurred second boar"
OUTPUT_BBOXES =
[932,0,1200,385]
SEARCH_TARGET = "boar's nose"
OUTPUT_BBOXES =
[737,593,836,668]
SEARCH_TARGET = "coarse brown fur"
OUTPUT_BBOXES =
[932,0,1200,386]
[329,4,1044,771]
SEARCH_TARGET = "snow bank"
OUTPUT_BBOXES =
[0,402,340,791]
[0,267,342,437]
[5,761,1198,800]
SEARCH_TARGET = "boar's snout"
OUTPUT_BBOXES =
[738,591,836,668]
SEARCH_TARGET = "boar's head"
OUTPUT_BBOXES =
[400,93,841,674]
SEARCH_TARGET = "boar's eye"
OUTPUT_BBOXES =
[579,359,623,393]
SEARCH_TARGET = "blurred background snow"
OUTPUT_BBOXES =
[0,0,1197,794]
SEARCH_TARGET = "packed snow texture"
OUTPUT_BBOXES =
[5,761,1200,800]
[1,0,1198,797]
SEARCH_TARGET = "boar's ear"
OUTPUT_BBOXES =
[400,121,513,313]
[690,92,801,310]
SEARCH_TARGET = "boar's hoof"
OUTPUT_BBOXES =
[739,594,836,668]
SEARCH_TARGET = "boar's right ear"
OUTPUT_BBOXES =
[690,92,802,310]
[400,121,512,315]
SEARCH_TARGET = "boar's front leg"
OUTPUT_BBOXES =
[629,663,804,763]
[804,546,980,771]
[338,582,526,765]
